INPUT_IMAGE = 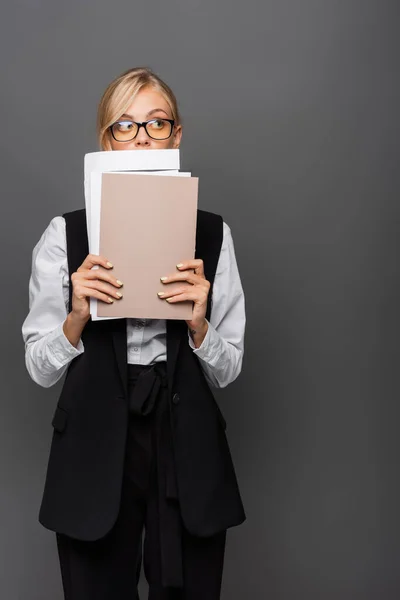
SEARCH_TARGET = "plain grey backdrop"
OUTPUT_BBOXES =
[1,0,399,598]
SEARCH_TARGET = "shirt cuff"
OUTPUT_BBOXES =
[46,322,84,368]
[187,320,220,365]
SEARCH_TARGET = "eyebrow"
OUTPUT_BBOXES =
[119,108,170,120]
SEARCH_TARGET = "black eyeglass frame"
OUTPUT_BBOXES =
[109,118,176,142]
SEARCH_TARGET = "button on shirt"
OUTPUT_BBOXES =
[22,216,246,390]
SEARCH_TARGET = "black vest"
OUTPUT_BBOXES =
[39,208,245,540]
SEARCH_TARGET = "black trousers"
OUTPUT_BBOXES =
[56,363,226,600]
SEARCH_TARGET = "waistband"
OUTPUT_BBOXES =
[127,361,167,378]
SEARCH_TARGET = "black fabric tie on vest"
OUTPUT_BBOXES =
[128,363,166,416]
[127,363,183,588]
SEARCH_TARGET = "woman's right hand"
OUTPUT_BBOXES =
[63,254,123,348]
[71,254,123,321]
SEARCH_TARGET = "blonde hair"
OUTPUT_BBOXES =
[97,67,181,150]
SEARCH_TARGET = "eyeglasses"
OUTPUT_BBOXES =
[109,118,175,142]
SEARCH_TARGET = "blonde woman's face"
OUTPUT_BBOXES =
[109,87,182,151]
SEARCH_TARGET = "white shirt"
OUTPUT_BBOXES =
[22,216,246,390]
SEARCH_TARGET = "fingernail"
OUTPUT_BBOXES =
[160,277,168,282]
[157,292,165,297]
[116,292,123,298]
[176,263,184,268]
[108,297,114,303]
[116,280,123,286]
[107,262,113,268]
[166,298,173,303]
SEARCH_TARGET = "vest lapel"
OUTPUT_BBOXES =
[111,318,128,397]
[167,320,184,393]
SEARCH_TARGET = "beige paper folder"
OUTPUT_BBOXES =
[97,172,198,319]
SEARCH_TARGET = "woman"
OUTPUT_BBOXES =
[22,67,246,600]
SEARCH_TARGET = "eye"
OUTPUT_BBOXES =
[116,120,134,131]
[149,119,165,129]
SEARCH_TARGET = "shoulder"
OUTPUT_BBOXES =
[196,209,224,241]
[196,209,232,244]
[62,209,88,243]
[36,215,66,250]
[45,214,65,233]
[63,208,86,227]
[30,215,67,266]
[63,208,86,218]
[197,208,223,227]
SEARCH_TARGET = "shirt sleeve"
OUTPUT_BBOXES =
[188,222,246,388]
[21,216,84,388]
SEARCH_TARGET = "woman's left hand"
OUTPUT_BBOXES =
[158,259,209,347]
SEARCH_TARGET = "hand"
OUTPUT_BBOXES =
[158,259,210,347]
[71,254,123,322]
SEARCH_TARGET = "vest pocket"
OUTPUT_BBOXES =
[51,406,68,433]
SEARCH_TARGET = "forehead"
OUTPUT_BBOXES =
[123,87,171,118]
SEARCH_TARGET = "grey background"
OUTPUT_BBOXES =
[1,0,399,598]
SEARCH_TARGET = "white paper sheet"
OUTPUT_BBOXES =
[84,149,180,241]
[84,148,179,175]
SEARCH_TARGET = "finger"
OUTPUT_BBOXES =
[157,286,192,299]
[161,271,206,285]
[75,269,123,288]
[74,286,117,304]
[163,291,206,304]
[78,254,113,272]
[176,259,204,276]
[77,279,123,299]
